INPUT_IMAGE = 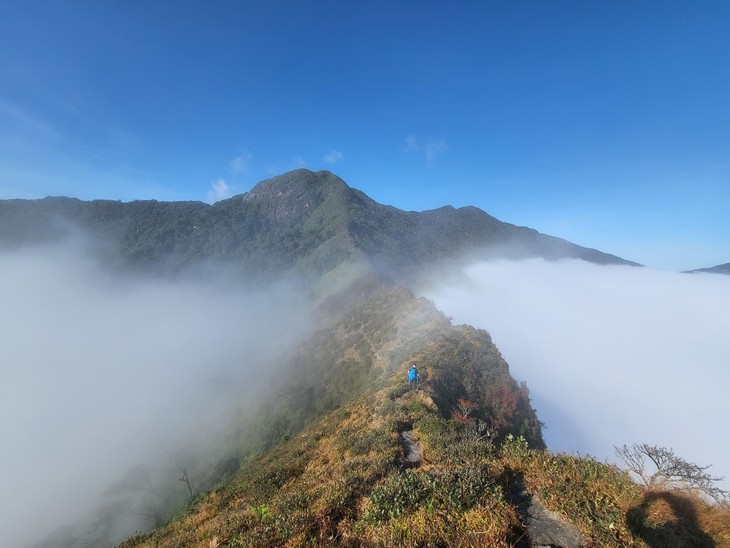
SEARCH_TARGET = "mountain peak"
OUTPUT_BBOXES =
[243,169,348,202]
[236,169,352,224]
[0,170,638,282]
[685,262,730,275]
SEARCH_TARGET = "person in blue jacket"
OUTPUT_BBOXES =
[408,364,419,390]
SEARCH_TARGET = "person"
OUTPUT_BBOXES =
[408,364,419,390]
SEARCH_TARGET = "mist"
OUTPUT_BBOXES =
[424,259,730,489]
[0,241,312,547]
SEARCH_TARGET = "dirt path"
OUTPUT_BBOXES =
[399,427,421,467]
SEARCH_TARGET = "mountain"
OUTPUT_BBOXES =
[14,170,726,547]
[0,169,638,286]
[685,262,730,275]
[119,284,728,548]
[36,284,548,548]
[117,285,614,548]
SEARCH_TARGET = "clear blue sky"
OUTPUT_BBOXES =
[1,1,728,271]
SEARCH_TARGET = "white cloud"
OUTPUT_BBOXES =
[0,241,312,547]
[425,259,730,490]
[425,138,448,161]
[402,133,419,152]
[293,155,306,168]
[401,134,448,161]
[230,150,252,174]
[207,178,230,203]
[324,149,344,164]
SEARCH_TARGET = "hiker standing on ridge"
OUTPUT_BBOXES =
[408,364,419,390]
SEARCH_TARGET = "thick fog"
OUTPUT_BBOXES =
[0,242,312,547]
[424,259,730,489]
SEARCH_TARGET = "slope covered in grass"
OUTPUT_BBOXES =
[119,285,544,546]
[122,362,729,547]
[120,288,728,547]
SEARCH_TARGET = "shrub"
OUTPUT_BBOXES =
[363,465,496,523]
[616,443,729,504]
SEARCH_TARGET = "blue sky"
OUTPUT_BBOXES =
[1,1,728,270]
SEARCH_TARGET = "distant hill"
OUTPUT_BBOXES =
[685,262,730,275]
[0,169,638,286]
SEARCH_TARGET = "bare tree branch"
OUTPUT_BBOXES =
[615,443,729,504]
[178,464,194,501]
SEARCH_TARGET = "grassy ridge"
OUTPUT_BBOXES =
[120,286,543,546]
[122,361,729,547]
[119,288,728,546]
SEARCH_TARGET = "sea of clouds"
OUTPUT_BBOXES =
[0,241,312,547]
[4,242,728,546]
[424,259,730,489]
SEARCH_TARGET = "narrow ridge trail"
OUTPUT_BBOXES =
[399,427,421,467]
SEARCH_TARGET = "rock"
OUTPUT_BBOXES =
[507,476,584,548]
[526,500,583,548]
[399,429,421,466]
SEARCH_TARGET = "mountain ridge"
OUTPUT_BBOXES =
[685,262,730,275]
[12,170,727,547]
[0,169,639,287]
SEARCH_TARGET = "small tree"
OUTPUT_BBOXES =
[452,397,493,442]
[453,397,477,425]
[177,464,194,501]
[615,443,729,504]
[489,381,518,431]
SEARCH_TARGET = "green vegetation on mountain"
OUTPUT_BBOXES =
[10,170,725,546]
[118,285,728,547]
[120,288,728,547]
[0,169,638,283]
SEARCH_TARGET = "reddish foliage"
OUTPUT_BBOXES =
[457,397,477,412]
[491,382,518,430]
[452,410,470,425]
[453,397,478,425]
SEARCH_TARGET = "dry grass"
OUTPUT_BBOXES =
[121,363,730,548]
[626,489,730,547]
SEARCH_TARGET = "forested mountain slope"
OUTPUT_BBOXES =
[0,169,638,284]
